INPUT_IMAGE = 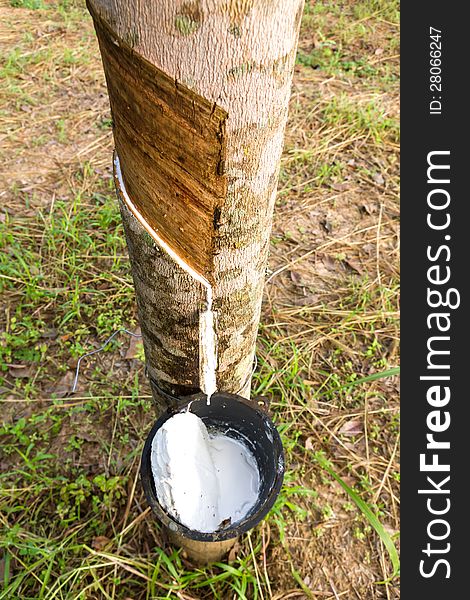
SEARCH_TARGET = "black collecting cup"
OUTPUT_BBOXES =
[140,392,284,542]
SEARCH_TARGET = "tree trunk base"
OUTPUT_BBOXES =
[167,530,236,564]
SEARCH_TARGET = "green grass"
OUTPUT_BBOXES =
[0,178,324,598]
[0,267,400,598]
[322,95,399,144]
[298,0,399,84]
[0,180,135,385]
[10,0,45,9]
[315,452,399,580]
[0,387,315,598]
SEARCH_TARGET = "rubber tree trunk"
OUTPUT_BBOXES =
[87,0,303,561]
[88,0,303,408]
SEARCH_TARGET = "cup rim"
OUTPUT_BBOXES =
[140,392,285,542]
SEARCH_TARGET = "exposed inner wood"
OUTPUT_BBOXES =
[90,3,228,278]
[114,154,210,290]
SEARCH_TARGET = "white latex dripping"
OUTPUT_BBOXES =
[115,154,217,403]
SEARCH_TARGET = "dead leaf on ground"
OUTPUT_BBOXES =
[46,371,75,398]
[91,536,111,551]
[289,270,303,285]
[320,218,333,233]
[360,203,377,215]
[292,293,319,306]
[124,328,142,359]
[8,365,32,379]
[343,257,363,275]
[362,243,376,256]
[331,182,349,192]
[372,172,385,186]
[320,254,338,272]
[338,419,363,436]
[41,328,59,340]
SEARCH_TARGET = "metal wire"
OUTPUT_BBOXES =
[71,328,258,397]
[71,328,142,393]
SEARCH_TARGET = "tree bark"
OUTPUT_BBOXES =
[87,0,304,408]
